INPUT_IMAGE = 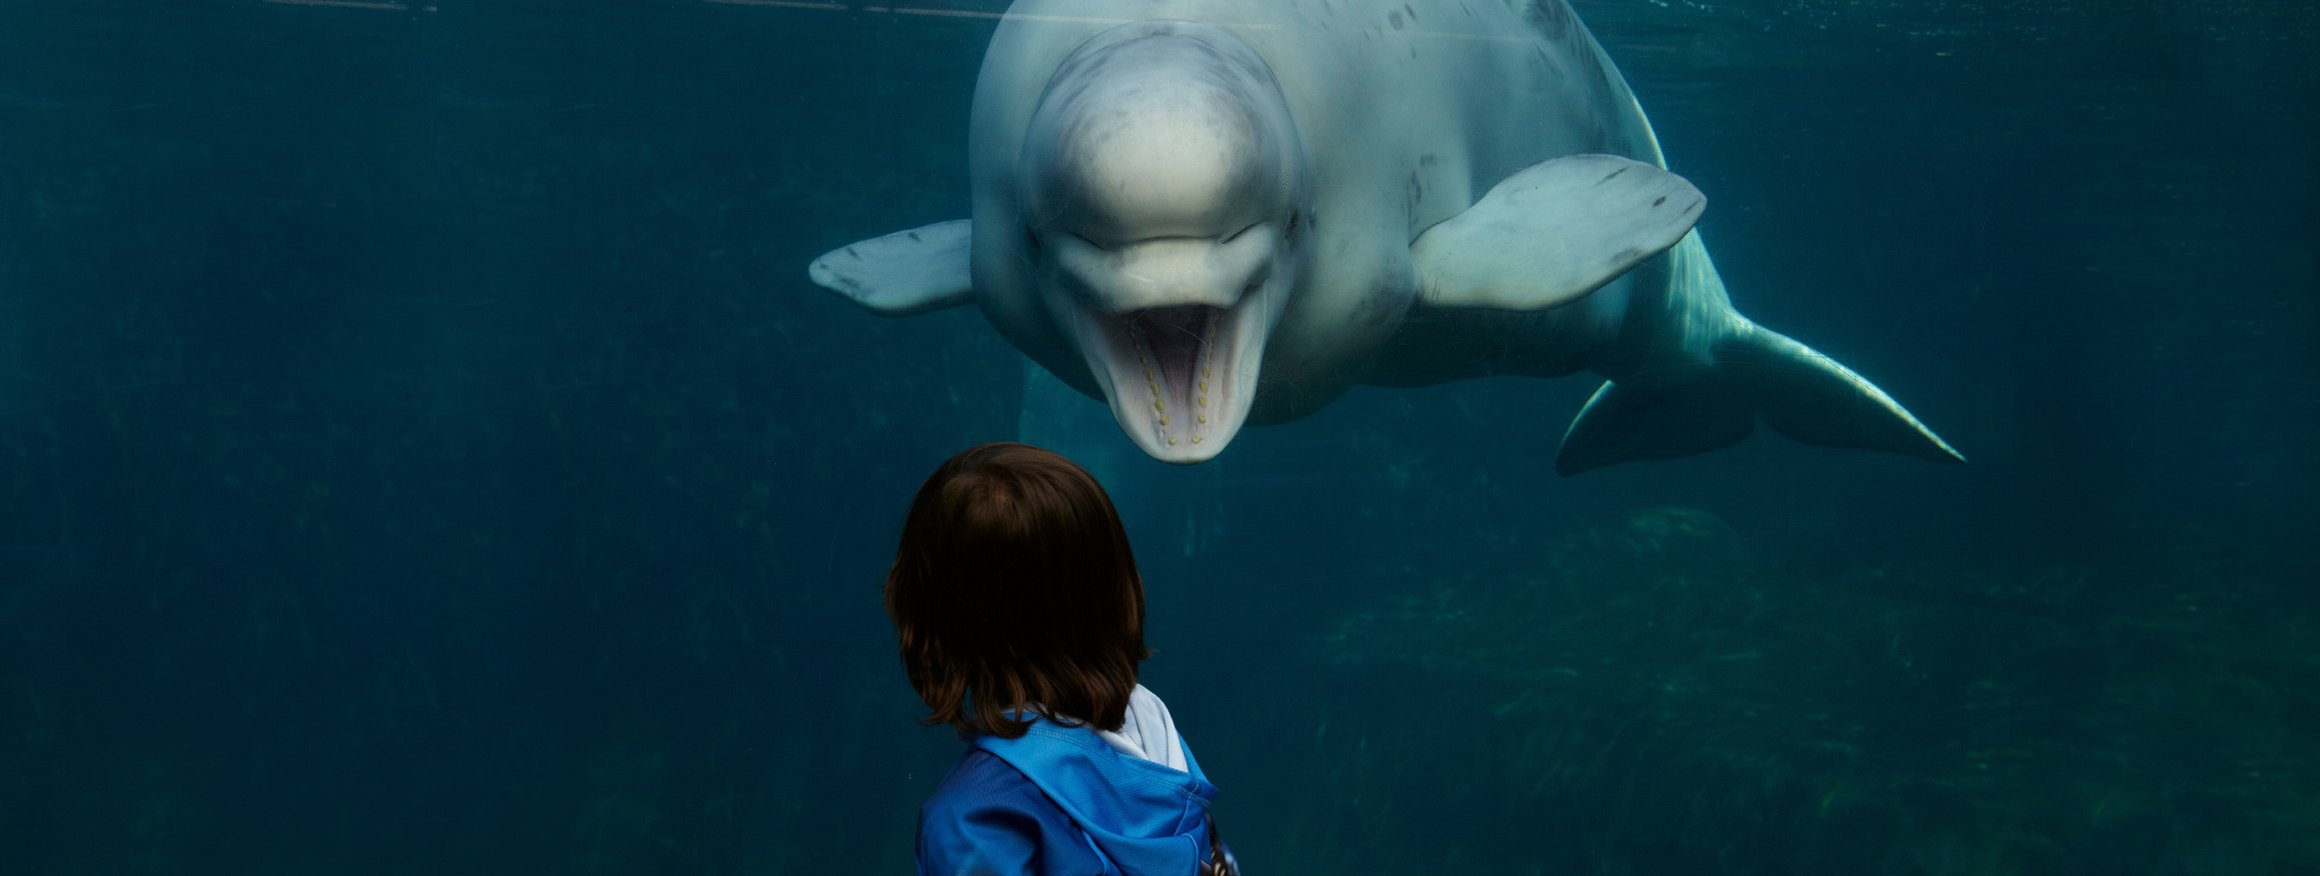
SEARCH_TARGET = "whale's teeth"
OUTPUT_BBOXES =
[1096,300,1240,455]
[1122,305,1225,441]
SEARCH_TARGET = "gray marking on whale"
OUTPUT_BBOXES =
[807,0,1963,472]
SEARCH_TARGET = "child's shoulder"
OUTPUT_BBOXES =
[925,748,1042,814]
[920,748,1113,875]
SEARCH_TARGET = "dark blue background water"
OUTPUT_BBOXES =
[3,0,2314,872]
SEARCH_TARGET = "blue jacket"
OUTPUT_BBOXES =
[918,718,1220,875]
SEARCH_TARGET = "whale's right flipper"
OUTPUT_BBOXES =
[1556,322,1964,475]
[807,220,974,316]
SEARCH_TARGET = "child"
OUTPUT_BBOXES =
[886,443,1238,876]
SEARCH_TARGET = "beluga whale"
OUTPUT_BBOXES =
[808,0,1963,472]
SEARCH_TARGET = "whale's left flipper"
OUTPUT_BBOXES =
[1413,154,1703,311]
[808,219,975,316]
[1556,322,1966,475]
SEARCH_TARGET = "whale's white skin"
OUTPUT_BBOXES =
[809,0,1962,471]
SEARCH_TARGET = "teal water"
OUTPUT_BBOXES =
[2,1,2315,873]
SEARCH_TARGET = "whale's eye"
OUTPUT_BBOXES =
[1024,227,1043,254]
[1284,211,1303,240]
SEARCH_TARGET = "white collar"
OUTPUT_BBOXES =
[1093,684,1188,773]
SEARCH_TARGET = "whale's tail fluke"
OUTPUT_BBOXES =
[1555,322,1965,475]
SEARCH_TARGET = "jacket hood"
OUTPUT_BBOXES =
[973,718,1217,874]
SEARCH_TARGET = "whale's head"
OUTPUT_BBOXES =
[1017,22,1309,464]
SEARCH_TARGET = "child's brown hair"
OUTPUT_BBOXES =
[886,442,1150,739]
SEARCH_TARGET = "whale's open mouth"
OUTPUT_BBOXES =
[1076,291,1266,463]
